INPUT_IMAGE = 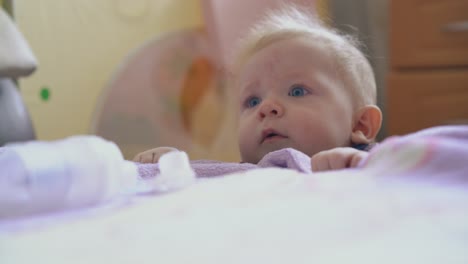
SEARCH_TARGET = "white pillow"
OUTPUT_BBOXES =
[0,8,37,78]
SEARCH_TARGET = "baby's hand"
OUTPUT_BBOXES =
[133,147,179,163]
[311,147,368,172]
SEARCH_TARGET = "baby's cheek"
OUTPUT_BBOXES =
[238,143,257,164]
[238,129,252,152]
[322,117,352,145]
[294,126,340,156]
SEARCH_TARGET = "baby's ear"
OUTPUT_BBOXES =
[351,105,382,144]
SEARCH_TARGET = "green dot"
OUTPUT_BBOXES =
[40,87,50,101]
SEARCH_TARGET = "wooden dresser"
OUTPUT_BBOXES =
[387,0,468,135]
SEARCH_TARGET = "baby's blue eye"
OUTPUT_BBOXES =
[246,97,261,108]
[288,86,308,97]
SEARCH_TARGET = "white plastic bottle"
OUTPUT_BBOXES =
[0,136,138,218]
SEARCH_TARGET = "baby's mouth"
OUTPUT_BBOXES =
[261,129,287,143]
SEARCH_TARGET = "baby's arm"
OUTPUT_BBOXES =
[311,147,368,172]
[133,147,178,163]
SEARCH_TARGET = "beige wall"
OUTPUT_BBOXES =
[15,0,203,140]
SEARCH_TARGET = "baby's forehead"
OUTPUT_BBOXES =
[231,25,375,108]
[249,39,337,71]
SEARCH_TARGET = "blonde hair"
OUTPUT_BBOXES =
[230,5,377,108]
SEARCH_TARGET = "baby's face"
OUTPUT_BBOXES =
[237,37,355,163]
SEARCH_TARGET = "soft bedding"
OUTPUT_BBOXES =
[1,126,468,264]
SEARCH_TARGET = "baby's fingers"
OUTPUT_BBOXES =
[349,151,368,168]
[311,148,368,172]
[311,152,333,171]
[133,152,154,163]
[133,147,178,163]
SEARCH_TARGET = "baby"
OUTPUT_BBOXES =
[134,6,382,172]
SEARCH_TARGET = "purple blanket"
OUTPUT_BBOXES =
[137,146,312,179]
[138,125,468,181]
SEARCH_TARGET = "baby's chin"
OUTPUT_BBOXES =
[241,144,294,164]
[240,153,262,164]
[240,149,267,164]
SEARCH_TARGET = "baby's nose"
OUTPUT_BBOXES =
[258,99,284,119]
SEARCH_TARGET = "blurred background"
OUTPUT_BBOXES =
[1,0,467,160]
